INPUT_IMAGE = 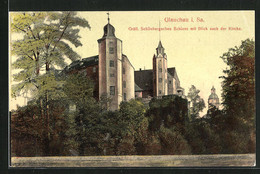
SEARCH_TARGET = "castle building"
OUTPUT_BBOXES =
[65,17,135,111]
[134,40,184,100]
[208,86,220,109]
[64,16,184,110]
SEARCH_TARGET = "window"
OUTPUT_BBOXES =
[123,81,126,88]
[93,67,96,73]
[159,68,162,72]
[110,86,115,95]
[110,60,114,67]
[124,93,126,101]
[159,78,162,83]
[123,67,125,74]
[169,80,171,84]
[159,90,162,94]
[110,73,115,77]
[109,47,114,54]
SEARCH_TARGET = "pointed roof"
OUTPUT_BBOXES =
[157,40,164,48]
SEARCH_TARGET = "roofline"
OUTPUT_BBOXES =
[122,54,135,70]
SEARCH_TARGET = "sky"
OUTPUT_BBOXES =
[9,11,255,116]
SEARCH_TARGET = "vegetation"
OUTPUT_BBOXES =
[187,85,205,121]
[10,12,255,156]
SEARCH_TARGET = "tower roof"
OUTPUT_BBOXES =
[103,23,116,37]
[157,40,164,49]
[209,93,219,99]
[102,13,116,38]
[156,40,165,56]
[209,86,219,99]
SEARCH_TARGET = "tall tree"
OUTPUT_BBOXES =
[220,39,255,127]
[10,12,90,155]
[187,85,205,121]
[11,12,90,98]
[220,39,255,153]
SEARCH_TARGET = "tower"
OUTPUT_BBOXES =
[153,40,168,97]
[98,14,123,111]
[208,86,220,109]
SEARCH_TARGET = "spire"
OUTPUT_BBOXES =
[156,41,164,56]
[107,12,110,23]
[159,20,161,41]
[156,20,165,56]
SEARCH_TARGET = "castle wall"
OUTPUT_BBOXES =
[122,56,135,101]
[98,39,107,100]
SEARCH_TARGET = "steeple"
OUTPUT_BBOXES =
[156,40,165,56]
[156,20,165,56]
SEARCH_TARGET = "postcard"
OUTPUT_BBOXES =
[9,11,255,167]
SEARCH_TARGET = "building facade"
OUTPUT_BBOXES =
[134,40,184,100]
[65,17,184,110]
[65,18,135,110]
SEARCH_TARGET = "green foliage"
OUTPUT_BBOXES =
[11,12,90,98]
[220,39,255,124]
[10,12,90,156]
[147,95,188,131]
[11,100,69,156]
[159,126,191,155]
[187,85,205,121]
[219,38,255,153]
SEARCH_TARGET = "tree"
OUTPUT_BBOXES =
[10,12,90,155]
[187,85,205,121]
[219,38,255,153]
[116,99,148,155]
[220,39,255,127]
[11,12,90,97]
[63,73,101,155]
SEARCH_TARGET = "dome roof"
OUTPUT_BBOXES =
[209,93,219,99]
[102,23,115,37]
